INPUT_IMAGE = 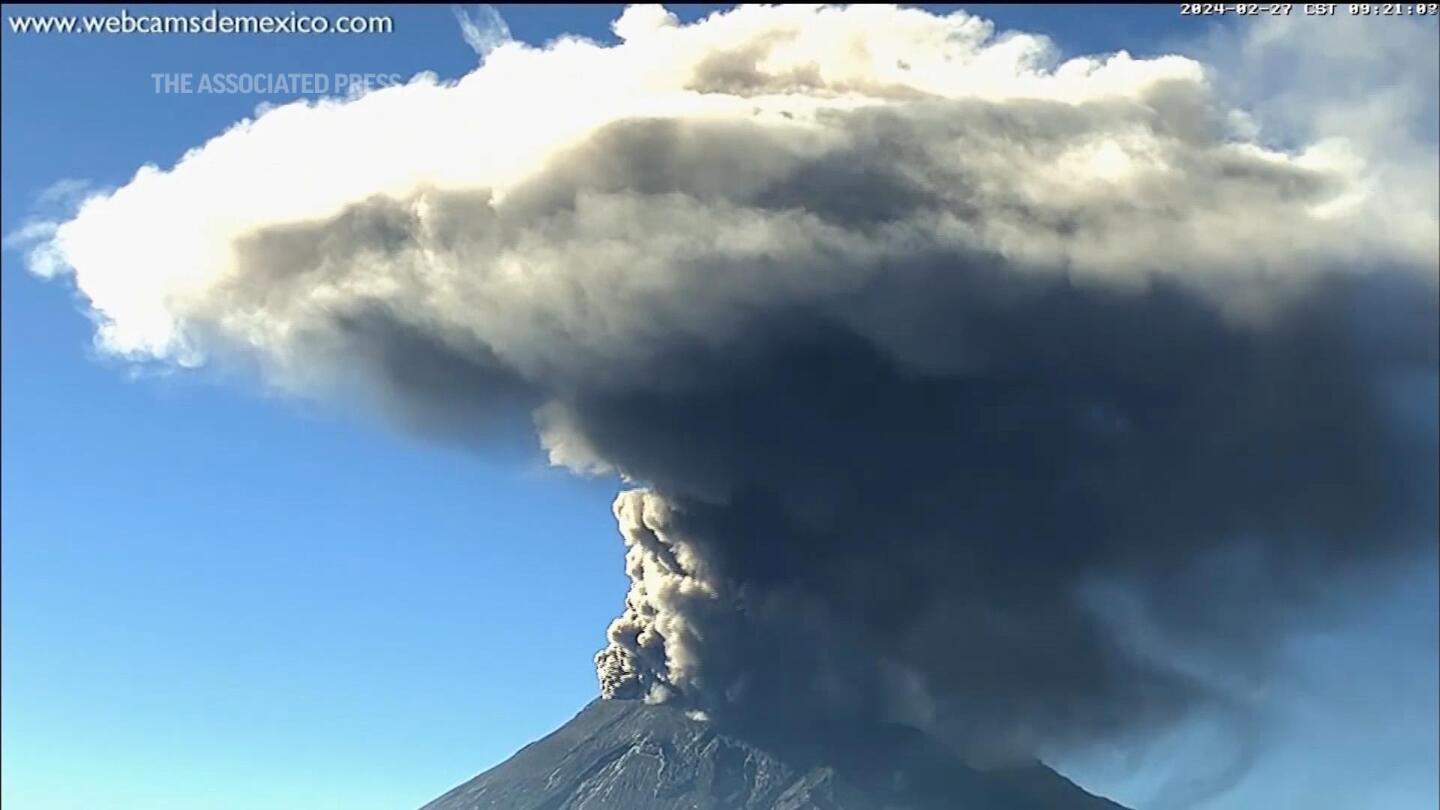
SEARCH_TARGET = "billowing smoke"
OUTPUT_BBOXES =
[17,4,1438,767]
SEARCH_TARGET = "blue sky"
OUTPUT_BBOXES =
[2,6,1435,810]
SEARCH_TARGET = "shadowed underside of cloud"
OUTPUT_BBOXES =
[18,2,1438,779]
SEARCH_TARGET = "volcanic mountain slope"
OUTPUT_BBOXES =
[420,698,1131,810]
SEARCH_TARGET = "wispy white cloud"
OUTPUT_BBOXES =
[2,177,103,278]
[452,4,511,60]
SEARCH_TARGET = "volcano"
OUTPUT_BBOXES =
[419,698,1131,810]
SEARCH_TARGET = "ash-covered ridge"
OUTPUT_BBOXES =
[419,698,1130,810]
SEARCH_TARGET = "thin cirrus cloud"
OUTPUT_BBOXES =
[453,4,512,60]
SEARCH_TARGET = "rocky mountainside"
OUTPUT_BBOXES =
[420,699,1131,810]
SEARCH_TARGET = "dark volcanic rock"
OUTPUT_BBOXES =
[420,699,1131,810]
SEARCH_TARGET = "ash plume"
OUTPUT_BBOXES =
[16,4,1438,769]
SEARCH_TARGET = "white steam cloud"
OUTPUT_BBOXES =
[19,6,1435,371]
